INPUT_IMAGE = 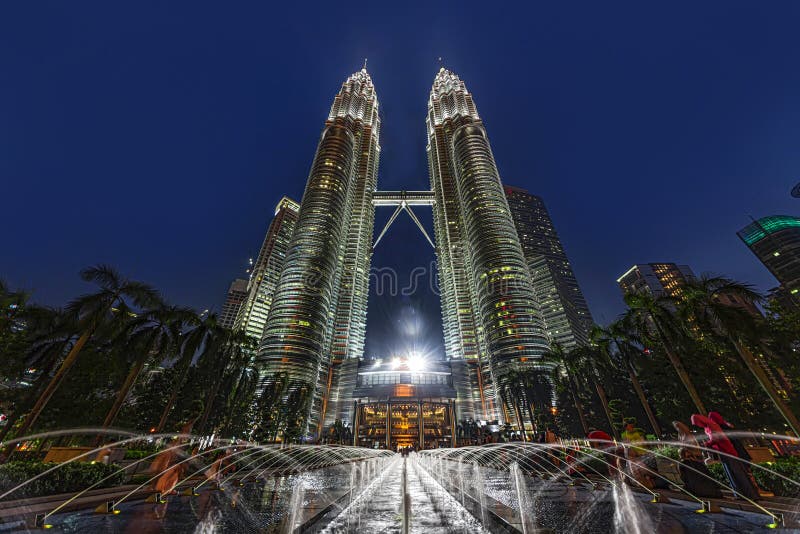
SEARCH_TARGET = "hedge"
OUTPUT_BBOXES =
[0,461,126,500]
[706,457,800,498]
[124,449,156,460]
[651,446,680,461]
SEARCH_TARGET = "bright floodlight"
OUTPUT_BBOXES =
[408,352,426,373]
[391,357,402,370]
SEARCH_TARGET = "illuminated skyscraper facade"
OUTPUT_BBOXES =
[257,68,380,432]
[219,278,248,329]
[427,68,549,422]
[617,263,696,298]
[253,67,548,437]
[504,186,593,349]
[738,215,800,309]
[235,196,300,341]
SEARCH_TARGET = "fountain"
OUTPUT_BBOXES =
[611,478,653,534]
[1,429,798,532]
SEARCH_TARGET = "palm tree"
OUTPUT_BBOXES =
[543,342,590,435]
[572,342,618,438]
[594,319,662,437]
[283,385,311,443]
[0,279,27,329]
[678,275,800,435]
[0,307,74,442]
[219,352,259,437]
[153,312,216,433]
[0,279,29,380]
[194,329,255,435]
[254,373,289,443]
[10,265,159,441]
[624,292,707,414]
[499,369,531,441]
[97,304,197,440]
[519,365,555,431]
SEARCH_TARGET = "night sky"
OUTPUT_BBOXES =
[3,2,800,359]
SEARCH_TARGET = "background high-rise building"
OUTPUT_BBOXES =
[617,262,760,316]
[738,215,800,309]
[234,197,300,342]
[219,278,249,328]
[617,263,696,298]
[504,186,593,349]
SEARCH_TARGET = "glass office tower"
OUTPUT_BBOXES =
[257,68,381,433]
[427,68,549,422]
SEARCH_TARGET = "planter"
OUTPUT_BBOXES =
[42,447,96,463]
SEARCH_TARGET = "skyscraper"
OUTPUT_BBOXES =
[738,215,800,308]
[219,278,249,329]
[234,196,300,342]
[617,262,760,316]
[257,67,380,433]
[427,68,549,422]
[504,186,594,349]
[617,263,696,298]
[254,67,549,438]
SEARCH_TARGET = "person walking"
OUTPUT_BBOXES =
[621,418,654,489]
[673,420,721,498]
[708,412,764,497]
[691,413,758,501]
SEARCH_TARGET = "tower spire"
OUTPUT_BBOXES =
[363,57,368,70]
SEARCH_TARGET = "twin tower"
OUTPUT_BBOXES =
[256,67,549,433]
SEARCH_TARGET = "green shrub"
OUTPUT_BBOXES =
[9,450,47,463]
[651,446,680,461]
[753,458,800,498]
[574,450,613,475]
[705,457,800,498]
[706,462,727,486]
[124,449,155,460]
[0,461,126,500]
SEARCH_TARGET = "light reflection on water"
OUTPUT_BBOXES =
[41,454,781,533]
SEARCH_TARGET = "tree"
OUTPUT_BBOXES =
[762,300,800,408]
[153,313,219,433]
[96,304,197,442]
[624,292,708,414]
[0,280,29,374]
[8,265,159,444]
[218,359,259,438]
[34,341,128,435]
[0,286,60,441]
[282,385,311,443]
[253,373,289,443]
[594,319,662,437]
[678,275,800,435]
[194,329,255,435]
[570,342,618,438]
[114,367,177,433]
[543,342,590,435]
[499,368,533,441]
[519,365,555,431]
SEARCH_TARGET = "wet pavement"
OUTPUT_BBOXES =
[8,453,795,533]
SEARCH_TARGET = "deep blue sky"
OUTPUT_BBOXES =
[2,2,799,358]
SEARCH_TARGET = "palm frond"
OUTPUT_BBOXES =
[120,281,161,309]
[80,264,122,288]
